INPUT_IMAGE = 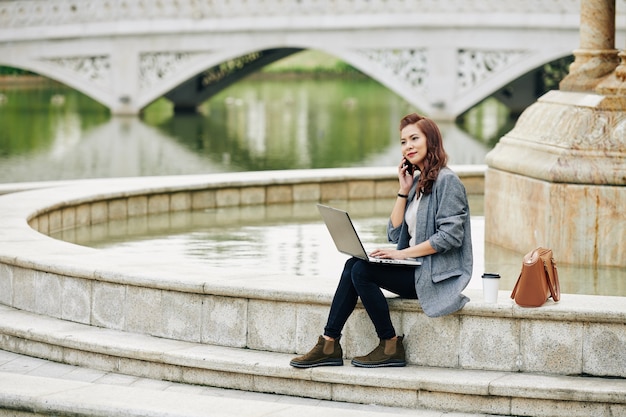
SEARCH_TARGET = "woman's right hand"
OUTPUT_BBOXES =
[397,158,414,193]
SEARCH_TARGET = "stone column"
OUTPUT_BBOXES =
[560,0,619,91]
[483,0,625,268]
[596,45,626,95]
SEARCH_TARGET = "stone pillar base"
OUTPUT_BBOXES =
[484,91,625,267]
[484,168,624,267]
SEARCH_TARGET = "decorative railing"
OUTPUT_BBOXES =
[2,0,624,28]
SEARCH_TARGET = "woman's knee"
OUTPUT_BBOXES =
[338,257,360,283]
[350,260,376,286]
[344,257,360,270]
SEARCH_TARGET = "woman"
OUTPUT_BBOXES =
[290,113,473,368]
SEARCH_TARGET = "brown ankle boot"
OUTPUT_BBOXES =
[290,336,343,368]
[351,335,406,368]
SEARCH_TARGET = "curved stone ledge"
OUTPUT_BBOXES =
[0,166,625,378]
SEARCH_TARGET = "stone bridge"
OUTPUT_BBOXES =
[1,0,625,120]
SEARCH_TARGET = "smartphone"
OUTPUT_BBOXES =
[403,159,414,175]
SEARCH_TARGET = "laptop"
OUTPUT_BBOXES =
[316,204,421,267]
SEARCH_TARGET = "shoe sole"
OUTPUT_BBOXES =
[350,359,406,368]
[289,359,343,368]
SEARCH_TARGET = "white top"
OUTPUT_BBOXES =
[406,192,422,247]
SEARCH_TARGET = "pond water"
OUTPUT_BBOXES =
[56,198,626,297]
[0,77,509,183]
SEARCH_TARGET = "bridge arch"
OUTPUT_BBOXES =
[135,46,279,111]
[0,55,114,111]
[143,43,431,114]
[136,42,580,120]
[449,49,576,118]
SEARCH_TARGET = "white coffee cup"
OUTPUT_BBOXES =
[482,273,501,303]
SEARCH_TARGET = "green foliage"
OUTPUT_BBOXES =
[540,56,574,91]
[262,50,362,75]
[0,66,36,76]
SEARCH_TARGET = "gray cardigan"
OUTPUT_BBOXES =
[387,166,473,317]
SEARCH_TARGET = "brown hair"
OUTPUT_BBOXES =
[399,113,448,196]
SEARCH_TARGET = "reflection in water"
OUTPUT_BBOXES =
[0,117,228,182]
[58,200,626,297]
[0,78,497,183]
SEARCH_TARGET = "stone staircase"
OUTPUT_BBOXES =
[0,300,625,417]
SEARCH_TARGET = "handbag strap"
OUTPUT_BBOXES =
[539,249,561,302]
[510,271,522,299]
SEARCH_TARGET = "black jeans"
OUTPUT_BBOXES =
[324,257,418,340]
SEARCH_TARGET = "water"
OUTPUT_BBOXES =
[58,200,626,297]
[0,77,507,183]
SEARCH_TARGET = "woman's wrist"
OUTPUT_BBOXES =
[397,193,409,199]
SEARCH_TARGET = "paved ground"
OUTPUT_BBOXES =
[0,349,500,417]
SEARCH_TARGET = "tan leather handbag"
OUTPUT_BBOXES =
[510,247,561,307]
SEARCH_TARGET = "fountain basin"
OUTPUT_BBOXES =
[0,167,624,378]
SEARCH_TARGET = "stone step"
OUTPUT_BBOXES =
[0,305,624,417]
[0,349,434,417]
[0,371,435,417]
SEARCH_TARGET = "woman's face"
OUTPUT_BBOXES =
[401,123,428,171]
